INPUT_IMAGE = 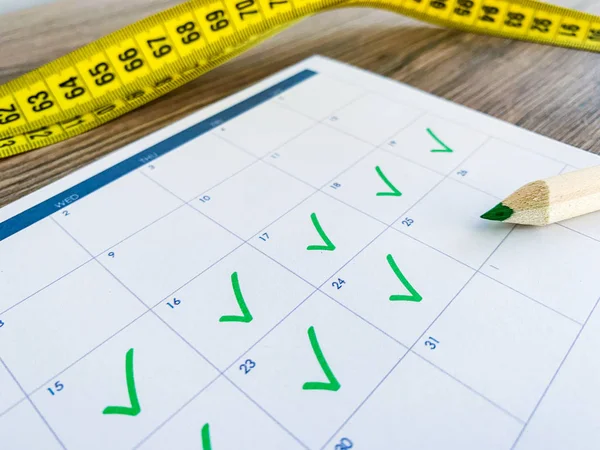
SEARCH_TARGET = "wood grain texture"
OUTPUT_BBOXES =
[1,0,600,207]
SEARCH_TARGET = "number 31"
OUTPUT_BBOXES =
[424,336,439,350]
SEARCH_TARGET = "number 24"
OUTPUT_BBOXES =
[332,278,345,290]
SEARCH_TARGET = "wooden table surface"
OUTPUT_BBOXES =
[1,0,600,208]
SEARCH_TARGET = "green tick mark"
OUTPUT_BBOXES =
[302,326,341,392]
[102,348,141,417]
[427,128,453,153]
[306,212,336,251]
[375,166,402,197]
[219,271,253,323]
[201,423,212,450]
[386,254,422,302]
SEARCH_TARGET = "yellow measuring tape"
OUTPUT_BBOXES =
[1,0,599,158]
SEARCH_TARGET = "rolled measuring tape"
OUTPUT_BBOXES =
[1,0,599,158]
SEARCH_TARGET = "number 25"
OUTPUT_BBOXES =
[401,217,414,227]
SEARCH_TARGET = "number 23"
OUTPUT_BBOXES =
[239,359,256,374]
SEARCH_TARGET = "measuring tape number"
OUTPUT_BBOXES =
[1,0,599,158]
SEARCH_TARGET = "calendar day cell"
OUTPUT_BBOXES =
[0,218,89,313]
[139,377,305,450]
[450,139,564,198]
[326,93,423,146]
[0,364,24,414]
[0,401,63,450]
[53,171,183,255]
[226,291,406,449]
[33,313,218,450]
[193,161,313,240]
[483,224,600,323]
[253,191,385,286]
[269,123,373,188]
[141,133,254,201]
[155,244,314,370]
[386,114,488,175]
[324,228,474,347]
[275,74,363,121]
[325,149,443,225]
[515,305,600,450]
[394,178,512,269]
[0,261,145,392]
[415,274,580,421]
[562,210,600,242]
[99,206,242,307]
[329,352,521,450]
[214,101,316,158]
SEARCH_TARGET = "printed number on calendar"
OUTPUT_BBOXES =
[47,381,64,396]
[424,336,439,350]
[332,278,346,290]
[239,359,256,374]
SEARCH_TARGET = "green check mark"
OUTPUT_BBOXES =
[219,271,253,323]
[201,423,212,450]
[302,326,341,392]
[427,128,453,153]
[387,254,422,302]
[375,166,402,197]
[103,348,141,417]
[306,212,336,252]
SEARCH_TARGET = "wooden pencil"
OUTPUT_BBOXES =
[480,165,600,226]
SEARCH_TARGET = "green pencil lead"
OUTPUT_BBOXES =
[481,202,514,222]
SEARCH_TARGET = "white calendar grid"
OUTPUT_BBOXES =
[2,56,600,450]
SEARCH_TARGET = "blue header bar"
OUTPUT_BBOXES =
[0,69,317,242]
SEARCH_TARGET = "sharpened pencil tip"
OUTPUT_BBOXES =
[481,203,513,222]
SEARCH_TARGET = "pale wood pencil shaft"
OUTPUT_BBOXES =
[485,165,600,226]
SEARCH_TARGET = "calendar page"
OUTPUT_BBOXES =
[2,56,600,450]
